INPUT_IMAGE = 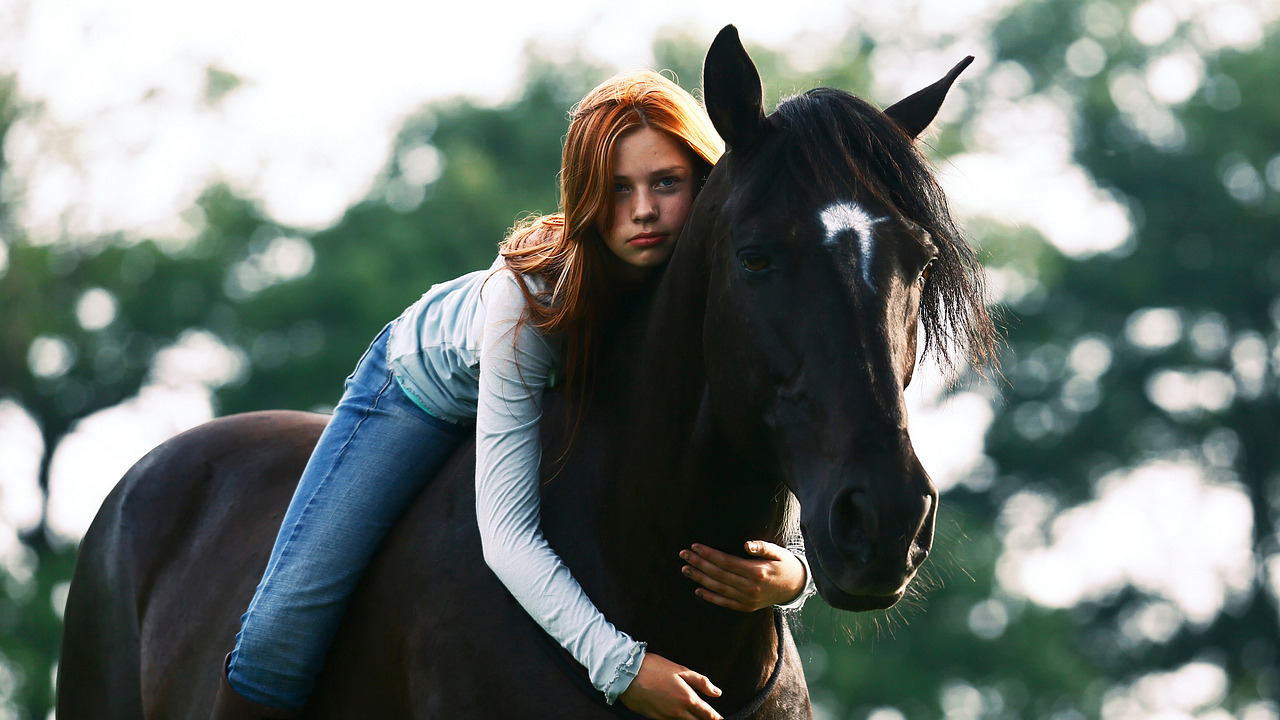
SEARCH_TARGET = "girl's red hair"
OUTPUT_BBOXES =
[499,71,722,416]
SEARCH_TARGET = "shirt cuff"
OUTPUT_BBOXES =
[602,641,647,704]
[774,549,817,611]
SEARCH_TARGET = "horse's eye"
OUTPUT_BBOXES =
[918,260,935,285]
[740,252,772,273]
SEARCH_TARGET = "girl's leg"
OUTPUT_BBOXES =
[226,326,468,709]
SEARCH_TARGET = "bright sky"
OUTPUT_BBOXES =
[1,0,1274,671]
[2,0,1023,238]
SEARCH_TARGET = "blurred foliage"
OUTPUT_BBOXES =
[981,1,1279,714]
[2,3,1279,719]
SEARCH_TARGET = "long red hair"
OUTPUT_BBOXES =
[499,71,722,415]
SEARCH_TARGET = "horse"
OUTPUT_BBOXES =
[57,25,994,719]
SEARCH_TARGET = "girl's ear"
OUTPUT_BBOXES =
[883,56,975,139]
[703,25,767,153]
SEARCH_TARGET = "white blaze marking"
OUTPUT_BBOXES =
[819,201,885,291]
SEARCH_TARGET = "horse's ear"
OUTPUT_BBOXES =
[703,25,767,153]
[883,56,975,139]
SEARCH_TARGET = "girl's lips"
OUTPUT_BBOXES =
[629,233,667,248]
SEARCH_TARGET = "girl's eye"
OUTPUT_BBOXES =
[656,176,677,189]
[614,184,629,194]
[741,252,772,273]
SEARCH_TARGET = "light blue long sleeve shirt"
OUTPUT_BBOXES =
[387,259,643,702]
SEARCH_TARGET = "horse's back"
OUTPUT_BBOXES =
[58,411,325,720]
[58,409,614,719]
[58,406,793,718]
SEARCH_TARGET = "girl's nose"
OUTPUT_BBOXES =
[632,190,658,222]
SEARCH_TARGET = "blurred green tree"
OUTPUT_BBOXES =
[980,1,1279,713]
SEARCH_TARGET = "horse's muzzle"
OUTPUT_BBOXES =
[800,454,937,610]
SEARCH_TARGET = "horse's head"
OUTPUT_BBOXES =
[694,26,994,611]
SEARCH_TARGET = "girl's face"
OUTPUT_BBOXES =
[600,127,697,281]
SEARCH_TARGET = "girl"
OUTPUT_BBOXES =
[214,70,814,720]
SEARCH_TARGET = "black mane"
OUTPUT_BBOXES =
[751,87,998,372]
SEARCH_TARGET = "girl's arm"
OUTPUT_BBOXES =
[475,271,720,719]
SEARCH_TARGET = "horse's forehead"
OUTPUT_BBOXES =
[818,200,887,292]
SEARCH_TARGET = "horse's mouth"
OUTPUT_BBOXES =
[817,581,905,611]
[806,540,911,611]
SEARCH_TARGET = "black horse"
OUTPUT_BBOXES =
[58,26,995,719]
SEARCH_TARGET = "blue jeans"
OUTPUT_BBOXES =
[227,325,469,709]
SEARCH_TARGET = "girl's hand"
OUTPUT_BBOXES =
[619,652,723,720]
[679,541,806,612]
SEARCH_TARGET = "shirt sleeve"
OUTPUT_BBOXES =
[474,270,645,703]
[775,531,817,611]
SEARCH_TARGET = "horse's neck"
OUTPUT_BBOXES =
[595,243,786,693]
[602,239,721,551]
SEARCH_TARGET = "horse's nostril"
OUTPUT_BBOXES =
[910,544,930,569]
[849,490,879,539]
[831,489,878,561]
